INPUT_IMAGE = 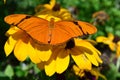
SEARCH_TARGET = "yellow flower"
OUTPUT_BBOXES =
[96,33,116,51]
[73,65,107,80]
[4,0,73,63]
[72,65,85,77]
[116,41,120,57]
[37,38,102,76]
[90,68,107,80]
[4,26,52,63]
[35,0,73,21]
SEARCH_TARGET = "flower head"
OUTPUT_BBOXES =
[4,0,73,63]
[35,0,73,21]
[73,65,107,80]
[96,33,116,51]
[37,38,102,76]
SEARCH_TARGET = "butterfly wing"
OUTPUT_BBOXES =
[76,21,97,35]
[4,14,29,25]
[50,21,97,44]
[4,14,50,44]
[50,21,82,44]
[5,14,97,45]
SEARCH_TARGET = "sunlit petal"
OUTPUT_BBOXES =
[96,33,115,51]
[4,36,17,56]
[75,39,102,64]
[75,39,101,55]
[56,49,70,73]
[109,42,116,51]
[72,53,91,70]
[92,49,103,63]
[14,39,28,62]
[32,41,52,62]
[5,26,20,36]
[35,44,52,61]
[73,65,85,77]
[59,8,73,20]
[71,48,91,70]
[108,33,114,40]
[96,36,108,43]
[84,52,98,66]
[27,42,41,63]
[44,52,56,76]
[45,60,56,76]
[43,0,56,10]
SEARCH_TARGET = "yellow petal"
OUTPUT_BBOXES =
[72,53,91,70]
[35,45,52,61]
[84,52,98,66]
[93,49,103,63]
[5,29,29,58]
[109,42,116,51]
[31,40,52,62]
[44,53,56,76]
[4,36,17,56]
[37,14,61,21]
[14,39,28,61]
[56,49,70,73]
[96,36,107,43]
[96,33,115,45]
[73,65,85,77]
[71,48,92,70]
[74,38,103,64]
[59,8,73,20]
[27,42,41,63]
[75,39,101,55]
[5,26,20,36]
[43,0,56,10]
[45,60,56,76]
[108,33,114,40]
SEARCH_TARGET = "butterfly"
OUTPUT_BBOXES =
[4,14,97,45]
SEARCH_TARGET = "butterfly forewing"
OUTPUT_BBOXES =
[5,14,51,44]
[4,14,30,26]
[50,21,83,44]
[77,21,97,35]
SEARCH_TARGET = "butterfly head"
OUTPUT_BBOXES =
[49,18,55,28]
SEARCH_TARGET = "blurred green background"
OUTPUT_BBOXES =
[0,0,120,80]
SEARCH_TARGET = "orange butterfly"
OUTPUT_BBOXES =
[4,14,97,45]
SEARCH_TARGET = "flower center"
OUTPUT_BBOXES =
[65,39,75,49]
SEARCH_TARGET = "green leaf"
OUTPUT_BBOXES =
[105,26,114,33]
[14,66,27,77]
[4,65,14,78]
[33,65,40,74]
[104,63,120,80]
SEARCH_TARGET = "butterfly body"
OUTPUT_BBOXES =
[4,14,97,45]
